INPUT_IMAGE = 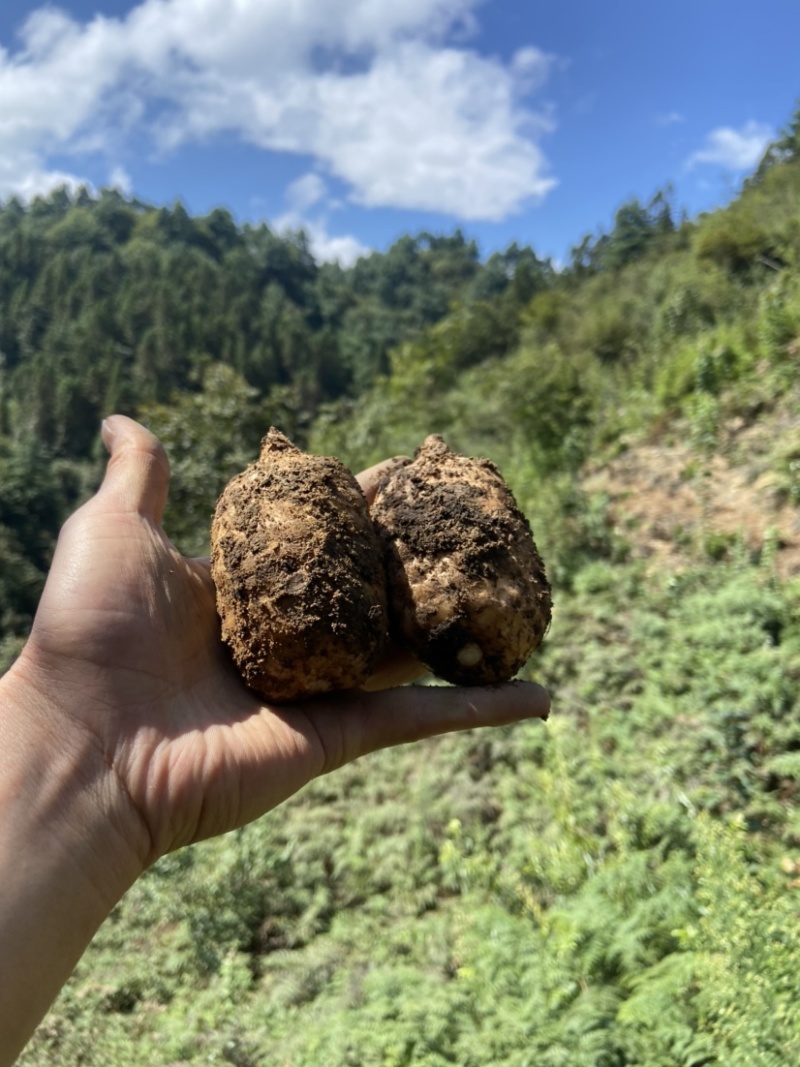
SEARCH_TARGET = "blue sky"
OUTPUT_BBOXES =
[0,0,796,265]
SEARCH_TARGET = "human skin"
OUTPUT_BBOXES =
[0,416,550,1064]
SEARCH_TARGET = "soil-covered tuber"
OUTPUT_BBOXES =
[370,435,552,685]
[210,429,388,703]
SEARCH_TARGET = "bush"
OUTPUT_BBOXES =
[695,206,778,274]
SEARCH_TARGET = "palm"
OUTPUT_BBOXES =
[28,495,333,859]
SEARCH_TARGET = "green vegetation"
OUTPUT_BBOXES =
[6,103,800,1065]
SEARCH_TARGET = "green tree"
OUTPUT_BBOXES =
[752,100,800,181]
[138,364,272,556]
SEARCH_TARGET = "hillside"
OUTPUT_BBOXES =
[584,383,800,579]
[17,391,800,1066]
[7,103,800,1065]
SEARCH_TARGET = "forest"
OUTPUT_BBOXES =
[3,102,800,1065]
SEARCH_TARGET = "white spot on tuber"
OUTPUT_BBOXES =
[457,643,483,668]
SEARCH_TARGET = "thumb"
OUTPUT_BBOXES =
[96,415,170,526]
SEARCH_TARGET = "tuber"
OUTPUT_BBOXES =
[210,429,388,703]
[370,435,552,685]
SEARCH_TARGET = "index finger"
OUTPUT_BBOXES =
[356,457,409,506]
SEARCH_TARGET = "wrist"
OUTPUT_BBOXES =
[0,653,147,908]
[0,656,151,1062]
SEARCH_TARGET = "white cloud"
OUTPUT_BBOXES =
[305,228,371,267]
[0,0,556,219]
[285,173,327,212]
[273,173,370,267]
[295,43,556,219]
[687,120,773,171]
[510,45,552,92]
[0,157,85,201]
[109,165,133,195]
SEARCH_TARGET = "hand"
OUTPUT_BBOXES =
[11,416,550,874]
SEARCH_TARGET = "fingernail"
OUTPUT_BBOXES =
[101,418,117,452]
